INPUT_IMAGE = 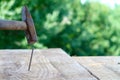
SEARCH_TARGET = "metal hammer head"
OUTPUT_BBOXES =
[22,6,37,44]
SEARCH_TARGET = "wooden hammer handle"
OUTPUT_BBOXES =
[0,19,27,30]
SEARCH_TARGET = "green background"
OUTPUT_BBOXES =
[0,0,120,56]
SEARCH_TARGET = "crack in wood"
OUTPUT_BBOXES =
[78,63,100,80]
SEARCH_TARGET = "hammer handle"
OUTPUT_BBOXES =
[0,19,27,30]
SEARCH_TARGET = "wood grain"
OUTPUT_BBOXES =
[73,56,120,80]
[0,49,96,80]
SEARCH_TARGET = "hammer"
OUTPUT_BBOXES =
[0,6,37,71]
[0,6,37,44]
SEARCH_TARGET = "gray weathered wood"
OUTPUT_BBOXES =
[0,49,97,80]
[73,56,120,80]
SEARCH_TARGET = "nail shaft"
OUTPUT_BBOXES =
[28,46,34,71]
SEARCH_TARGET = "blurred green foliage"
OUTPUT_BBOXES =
[0,0,120,56]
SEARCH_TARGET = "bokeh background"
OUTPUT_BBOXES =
[0,0,120,56]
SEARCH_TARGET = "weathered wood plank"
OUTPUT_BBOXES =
[0,49,97,80]
[73,56,120,80]
[40,49,97,80]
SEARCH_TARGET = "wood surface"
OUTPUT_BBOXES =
[73,56,120,80]
[0,49,97,80]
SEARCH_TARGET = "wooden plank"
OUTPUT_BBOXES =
[73,56,120,80]
[0,49,97,80]
[40,49,97,80]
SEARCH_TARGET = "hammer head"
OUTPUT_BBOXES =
[22,6,37,44]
